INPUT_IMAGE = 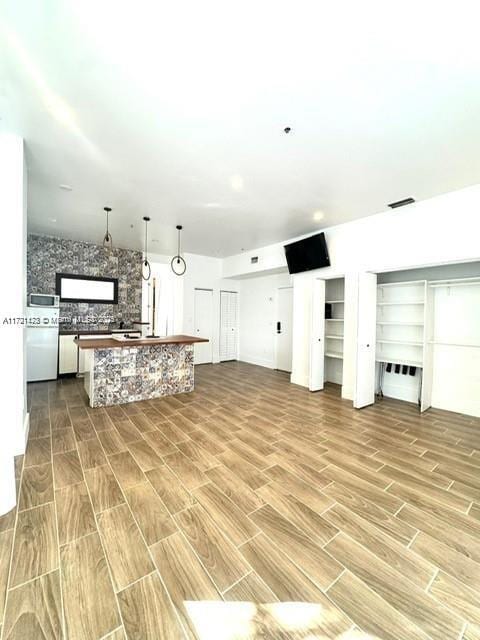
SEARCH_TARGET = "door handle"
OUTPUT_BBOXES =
[276,321,281,334]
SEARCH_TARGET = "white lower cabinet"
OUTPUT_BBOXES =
[58,335,78,374]
[59,331,142,376]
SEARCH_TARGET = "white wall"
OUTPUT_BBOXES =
[222,184,480,396]
[238,272,292,368]
[0,134,27,515]
[143,253,240,364]
[222,183,480,280]
[141,254,184,336]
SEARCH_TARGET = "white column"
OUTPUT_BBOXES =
[342,272,359,400]
[0,134,27,515]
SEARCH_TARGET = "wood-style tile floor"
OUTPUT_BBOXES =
[1,362,480,639]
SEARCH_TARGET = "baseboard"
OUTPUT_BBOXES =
[341,384,354,401]
[238,355,275,369]
[14,411,29,456]
[290,373,309,388]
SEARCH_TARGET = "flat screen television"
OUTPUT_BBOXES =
[284,232,330,274]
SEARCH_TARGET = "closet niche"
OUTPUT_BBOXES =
[375,263,480,418]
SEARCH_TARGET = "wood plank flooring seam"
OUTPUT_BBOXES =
[49,431,67,640]
[406,529,420,549]
[92,433,192,638]
[424,567,441,594]
[13,368,480,639]
[218,569,254,596]
[0,459,24,632]
[65,405,127,640]
[323,566,347,592]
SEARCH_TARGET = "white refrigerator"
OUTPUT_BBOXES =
[27,306,60,382]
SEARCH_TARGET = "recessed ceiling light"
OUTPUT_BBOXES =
[203,202,222,209]
[59,184,72,191]
[48,218,57,223]
[230,175,244,192]
[313,210,325,222]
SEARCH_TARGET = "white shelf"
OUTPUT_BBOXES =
[325,300,344,304]
[376,357,423,367]
[429,277,480,288]
[325,352,343,359]
[377,301,424,306]
[325,335,344,340]
[429,341,480,348]
[377,321,424,326]
[377,280,426,288]
[325,318,344,322]
[377,339,423,346]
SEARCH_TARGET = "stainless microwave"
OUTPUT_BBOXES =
[28,293,60,308]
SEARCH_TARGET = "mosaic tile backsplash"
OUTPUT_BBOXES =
[27,234,142,329]
[90,344,194,406]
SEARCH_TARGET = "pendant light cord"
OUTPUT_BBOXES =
[144,220,148,264]
[142,216,151,280]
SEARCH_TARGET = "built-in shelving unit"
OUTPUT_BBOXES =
[376,281,426,369]
[325,351,343,360]
[367,265,480,417]
[375,280,427,408]
[325,278,345,382]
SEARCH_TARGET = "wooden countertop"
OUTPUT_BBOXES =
[60,328,141,336]
[75,334,208,349]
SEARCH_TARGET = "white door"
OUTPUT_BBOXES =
[309,279,326,391]
[220,291,238,361]
[194,288,214,365]
[354,272,377,408]
[275,287,293,372]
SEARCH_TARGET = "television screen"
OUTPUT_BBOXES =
[284,232,330,274]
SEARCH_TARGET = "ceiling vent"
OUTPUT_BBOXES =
[388,197,415,209]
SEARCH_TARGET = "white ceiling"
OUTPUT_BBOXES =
[2,0,480,257]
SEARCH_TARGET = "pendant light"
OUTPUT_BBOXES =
[142,216,151,280]
[171,224,186,276]
[103,206,113,250]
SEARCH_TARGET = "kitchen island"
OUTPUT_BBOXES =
[75,335,208,407]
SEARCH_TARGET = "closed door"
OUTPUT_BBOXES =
[194,288,214,365]
[309,279,326,391]
[354,272,377,408]
[220,291,238,361]
[275,287,293,372]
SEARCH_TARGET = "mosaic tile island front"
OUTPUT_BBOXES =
[82,343,195,407]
